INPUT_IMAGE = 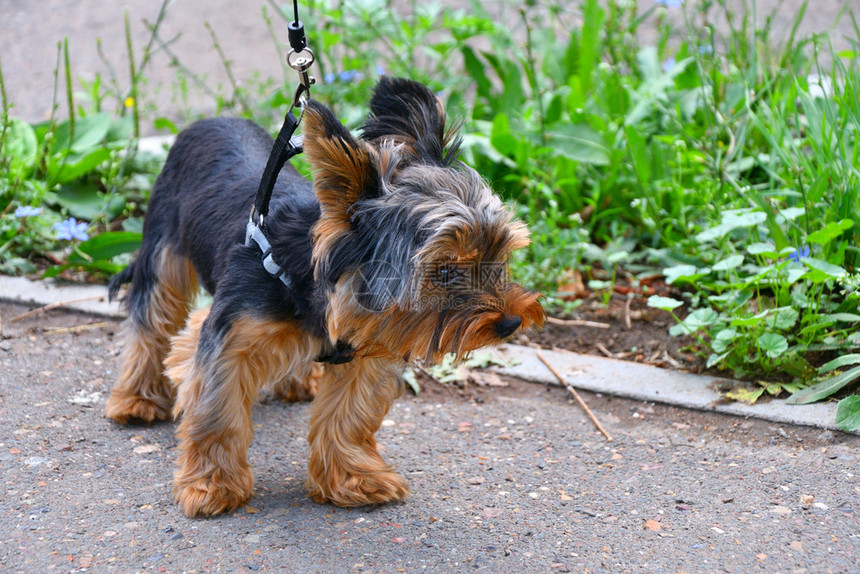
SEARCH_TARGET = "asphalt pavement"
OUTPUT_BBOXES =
[1,299,858,573]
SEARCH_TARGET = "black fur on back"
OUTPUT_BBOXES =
[111,117,327,340]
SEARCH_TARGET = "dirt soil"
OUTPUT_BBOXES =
[1,299,859,573]
[526,291,701,373]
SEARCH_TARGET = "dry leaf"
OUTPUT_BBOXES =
[470,371,508,387]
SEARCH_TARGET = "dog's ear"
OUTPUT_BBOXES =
[302,100,382,227]
[360,77,461,166]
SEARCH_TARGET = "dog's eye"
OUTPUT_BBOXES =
[434,264,462,287]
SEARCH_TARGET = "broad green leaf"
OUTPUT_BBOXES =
[706,352,728,369]
[42,259,124,278]
[731,310,768,327]
[578,0,604,94]
[625,125,650,184]
[50,113,112,155]
[784,268,808,285]
[546,124,610,165]
[778,207,806,221]
[696,211,767,242]
[647,295,683,311]
[53,181,126,220]
[490,113,518,156]
[48,147,112,184]
[757,333,788,358]
[544,93,563,124]
[803,257,846,278]
[70,113,113,153]
[712,255,744,272]
[711,329,738,354]
[153,117,180,134]
[606,250,630,265]
[826,313,860,322]
[769,307,799,330]
[787,365,860,404]
[663,264,709,284]
[806,219,854,246]
[682,308,719,332]
[835,396,860,432]
[747,242,781,257]
[105,115,134,143]
[72,231,142,262]
[724,211,769,227]
[818,354,860,374]
[4,118,38,170]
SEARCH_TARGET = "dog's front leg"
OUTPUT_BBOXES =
[306,357,409,506]
[165,310,311,517]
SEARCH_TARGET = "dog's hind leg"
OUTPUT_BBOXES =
[266,362,323,402]
[106,246,199,423]
[166,313,318,517]
[306,358,409,507]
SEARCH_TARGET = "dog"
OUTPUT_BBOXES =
[106,77,545,517]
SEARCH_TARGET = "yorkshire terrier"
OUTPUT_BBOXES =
[106,77,544,517]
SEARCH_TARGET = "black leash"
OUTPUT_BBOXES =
[251,1,316,224]
[246,0,316,288]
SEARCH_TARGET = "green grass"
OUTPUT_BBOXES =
[1,0,858,428]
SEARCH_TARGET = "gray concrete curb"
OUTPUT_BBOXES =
[1,275,852,434]
[490,344,852,434]
[0,276,123,318]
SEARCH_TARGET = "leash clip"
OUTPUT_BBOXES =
[288,48,316,109]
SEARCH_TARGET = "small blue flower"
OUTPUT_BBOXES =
[324,72,335,84]
[662,57,676,73]
[789,245,810,262]
[376,65,386,76]
[698,44,714,55]
[54,217,90,242]
[656,0,683,7]
[15,206,42,218]
[338,70,361,83]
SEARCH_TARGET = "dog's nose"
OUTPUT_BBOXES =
[494,314,522,338]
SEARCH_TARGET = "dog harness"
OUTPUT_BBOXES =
[244,220,294,289]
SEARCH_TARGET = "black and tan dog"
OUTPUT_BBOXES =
[106,77,544,517]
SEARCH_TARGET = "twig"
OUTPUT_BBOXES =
[11,296,104,322]
[623,297,633,330]
[205,22,252,116]
[536,349,613,442]
[661,350,682,369]
[43,322,112,335]
[144,24,221,100]
[546,316,611,329]
[594,343,615,359]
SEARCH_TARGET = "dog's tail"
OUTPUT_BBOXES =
[107,263,135,303]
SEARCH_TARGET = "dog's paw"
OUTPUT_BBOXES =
[306,468,409,507]
[174,472,253,518]
[105,391,171,424]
